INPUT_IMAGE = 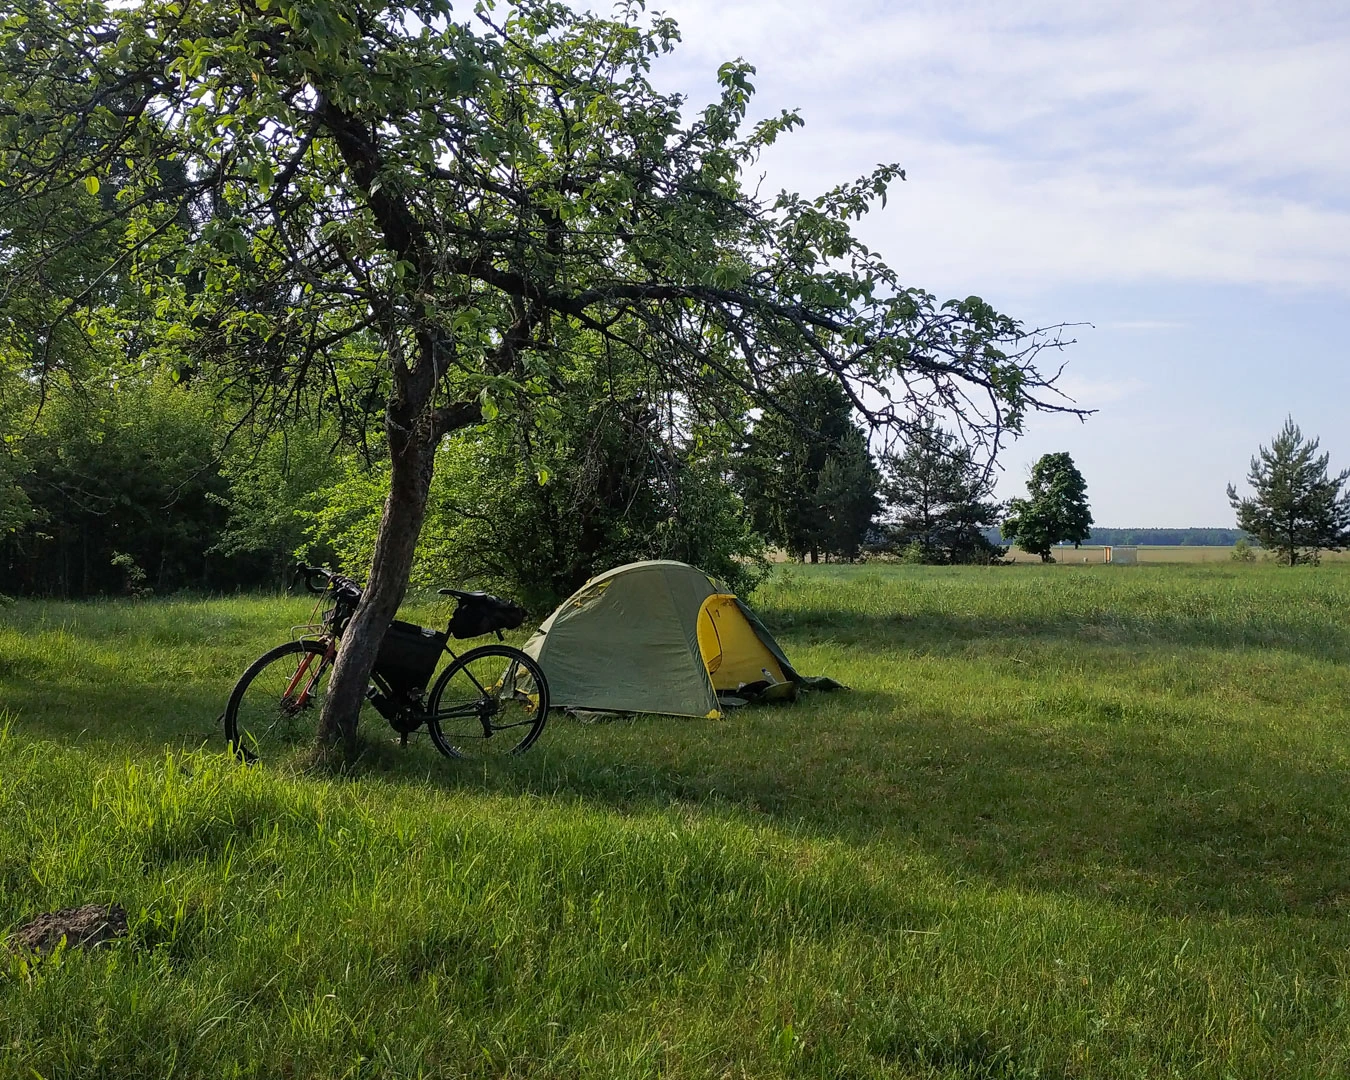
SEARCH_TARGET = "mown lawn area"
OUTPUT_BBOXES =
[1,564,1348,1077]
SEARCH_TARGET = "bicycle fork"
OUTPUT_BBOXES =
[284,645,332,707]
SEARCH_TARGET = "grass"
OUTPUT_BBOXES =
[1004,540,1350,564]
[1,564,1349,1077]
[1004,544,1350,563]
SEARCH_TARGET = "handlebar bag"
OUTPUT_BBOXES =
[375,621,447,695]
[449,595,526,639]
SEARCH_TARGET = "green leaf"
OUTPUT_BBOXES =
[83,175,99,195]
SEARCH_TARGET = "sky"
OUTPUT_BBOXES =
[636,0,1350,527]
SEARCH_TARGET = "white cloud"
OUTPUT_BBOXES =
[644,0,1350,296]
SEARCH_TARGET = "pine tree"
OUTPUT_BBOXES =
[815,444,881,563]
[737,372,879,562]
[878,422,1004,563]
[1227,418,1350,566]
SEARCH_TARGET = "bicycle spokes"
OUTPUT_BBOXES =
[427,646,549,757]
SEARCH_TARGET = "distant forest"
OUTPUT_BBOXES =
[983,528,1248,547]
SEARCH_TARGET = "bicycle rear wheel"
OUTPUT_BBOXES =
[224,640,332,762]
[425,645,550,759]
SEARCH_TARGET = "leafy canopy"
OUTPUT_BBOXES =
[1002,451,1093,562]
[0,0,1081,454]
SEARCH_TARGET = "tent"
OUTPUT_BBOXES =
[521,560,838,718]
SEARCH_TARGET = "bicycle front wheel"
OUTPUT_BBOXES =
[426,645,550,759]
[224,640,333,762]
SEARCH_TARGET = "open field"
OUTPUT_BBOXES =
[1004,544,1350,564]
[2,564,1349,1077]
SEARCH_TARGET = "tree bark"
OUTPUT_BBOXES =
[314,395,481,756]
[315,418,436,755]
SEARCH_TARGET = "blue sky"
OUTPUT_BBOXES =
[642,0,1350,527]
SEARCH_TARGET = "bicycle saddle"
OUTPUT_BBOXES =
[438,588,491,600]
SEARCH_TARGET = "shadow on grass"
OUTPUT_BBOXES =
[7,601,1348,923]
[10,678,1348,921]
[3,683,225,752]
[331,688,1350,922]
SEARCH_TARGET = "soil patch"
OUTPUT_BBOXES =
[8,903,128,956]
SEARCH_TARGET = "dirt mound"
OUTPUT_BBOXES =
[8,903,128,956]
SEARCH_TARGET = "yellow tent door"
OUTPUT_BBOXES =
[696,594,788,691]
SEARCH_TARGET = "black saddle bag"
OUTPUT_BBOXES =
[449,594,526,639]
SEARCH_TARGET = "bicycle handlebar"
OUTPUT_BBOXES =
[292,564,521,626]
[294,563,362,600]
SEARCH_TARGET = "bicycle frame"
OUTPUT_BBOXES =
[282,638,335,708]
[288,629,491,732]
[279,566,543,744]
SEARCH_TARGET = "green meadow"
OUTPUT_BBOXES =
[1,564,1348,1078]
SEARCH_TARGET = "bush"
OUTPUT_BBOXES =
[308,409,768,610]
[1,379,236,596]
[898,541,927,565]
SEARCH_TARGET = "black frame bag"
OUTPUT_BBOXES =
[375,621,448,695]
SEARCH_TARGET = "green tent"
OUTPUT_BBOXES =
[521,560,837,718]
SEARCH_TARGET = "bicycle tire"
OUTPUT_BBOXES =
[425,644,550,759]
[223,639,332,763]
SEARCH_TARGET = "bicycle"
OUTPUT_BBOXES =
[222,564,550,762]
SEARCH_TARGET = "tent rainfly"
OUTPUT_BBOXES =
[521,560,840,718]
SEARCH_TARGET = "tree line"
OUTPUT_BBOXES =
[1,365,1089,595]
[1035,528,1249,547]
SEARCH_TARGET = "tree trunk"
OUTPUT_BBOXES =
[315,415,438,757]
[311,93,483,756]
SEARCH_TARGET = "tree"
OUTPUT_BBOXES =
[737,371,878,562]
[0,370,33,539]
[878,420,1004,564]
[1,376,234,595]
[814,442,881,563]
[1226,417,1350,566]
[1,0,1084,752]
[214,424,343,582]
[310,386,768,608]
[1002,452,1093,561]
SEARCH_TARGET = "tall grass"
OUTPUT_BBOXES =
[2,565,1348,1077]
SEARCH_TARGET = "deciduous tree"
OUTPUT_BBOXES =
[1,0,1083,751]
[1002,452,1092,562]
